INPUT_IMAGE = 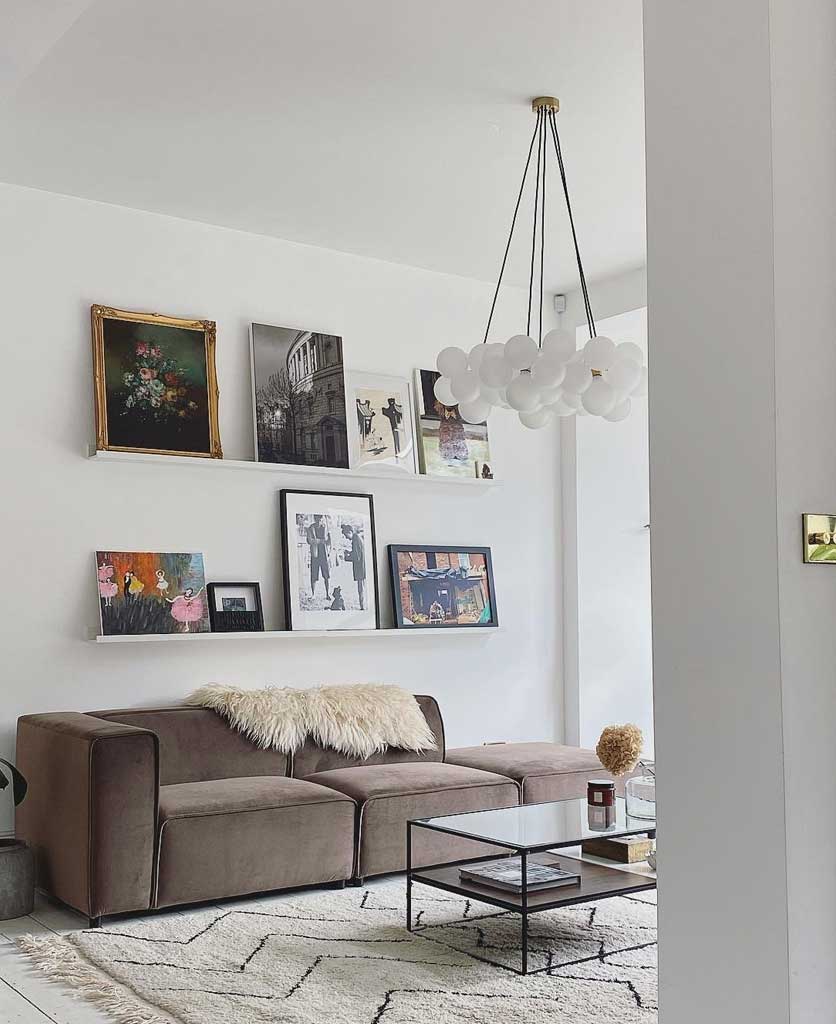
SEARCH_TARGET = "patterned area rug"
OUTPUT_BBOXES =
[18,879,657,1024]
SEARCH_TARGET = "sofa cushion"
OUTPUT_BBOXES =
[445,742,624,803]
[155,776,354,907]
[304,762,519,878]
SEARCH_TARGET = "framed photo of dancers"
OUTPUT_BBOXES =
[95,551,210,636]
[346,372,417,474]
[388,545,498,629]
[279,490,380,631]
[414,369,493,479]
[91,305,222,458]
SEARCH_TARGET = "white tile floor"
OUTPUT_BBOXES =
[0,895,123,1023]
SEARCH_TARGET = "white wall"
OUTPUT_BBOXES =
[559,268,649,751]
[770,0,836,1017]
[644,0,792,1020]
[574,307,652,756]
[0,183,562,835]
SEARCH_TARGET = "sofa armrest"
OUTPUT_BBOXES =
[15,712,159,918]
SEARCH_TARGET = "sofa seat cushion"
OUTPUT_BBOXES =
[445,742,624,803]
[304,762,519,878]
[155,776,354,907]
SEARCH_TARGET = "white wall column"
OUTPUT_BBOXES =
[645,0,836,1020]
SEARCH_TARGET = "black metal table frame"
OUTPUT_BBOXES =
[406,817,656,976]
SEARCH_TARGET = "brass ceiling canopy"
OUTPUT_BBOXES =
[531,96,559,114]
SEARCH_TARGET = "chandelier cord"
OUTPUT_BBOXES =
[481,111,542,345]
[538,110,547,346]
[548,110,596,339]
[526,109,544,337]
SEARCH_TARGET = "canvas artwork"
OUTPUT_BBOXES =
[414,369,493,478]
[96,551,210,636]
[347,372,417,473]
[92,306,222,458]
[802,514,836,563]
[388,545,498,628]
[280,490,379,631]
[251,323,348,468]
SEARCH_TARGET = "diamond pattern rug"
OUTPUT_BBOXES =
[18,879,657,1023]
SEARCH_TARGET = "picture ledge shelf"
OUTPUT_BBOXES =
[86,627,502,644]
[87,447,501,488]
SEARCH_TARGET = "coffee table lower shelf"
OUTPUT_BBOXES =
[408,852,656,975]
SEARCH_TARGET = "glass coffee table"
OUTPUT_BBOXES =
[406,797,656,975]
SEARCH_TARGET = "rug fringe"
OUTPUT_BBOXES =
[17,934,174,1024]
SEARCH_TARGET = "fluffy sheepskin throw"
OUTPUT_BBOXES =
[187,683,437,759]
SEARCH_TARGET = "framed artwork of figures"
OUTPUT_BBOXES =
[279,490,380,631]
[92,305,222,458]
[346,372,417,473]
[251,322,349,468]
[388,545,498,629]
[96,551,210,636]
[414,368,494,479]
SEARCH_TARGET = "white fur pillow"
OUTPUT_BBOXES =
[186,683,437,759]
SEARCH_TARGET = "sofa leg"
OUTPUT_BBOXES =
[349,877,365,887]
[88,916,102,929]
[331,880,347,889]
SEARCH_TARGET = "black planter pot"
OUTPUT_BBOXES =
[0,839,35,920]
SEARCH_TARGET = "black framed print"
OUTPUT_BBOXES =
[388,545,498,629]
[206,582,264,632]
[280,490,380,631]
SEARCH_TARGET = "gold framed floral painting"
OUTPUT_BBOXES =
[92,305,222,458]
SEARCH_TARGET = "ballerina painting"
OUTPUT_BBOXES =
[167,587,206,632]
[95,551,209,636]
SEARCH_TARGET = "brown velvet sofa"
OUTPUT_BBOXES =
[15,696,622,925]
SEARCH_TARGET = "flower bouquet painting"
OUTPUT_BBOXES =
[96,551,210,636]
[92,305,222,458]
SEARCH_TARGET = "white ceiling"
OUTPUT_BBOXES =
[0,0,646,291]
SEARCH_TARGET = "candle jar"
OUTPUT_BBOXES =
[587,779,616,808]
[625,764,656,820]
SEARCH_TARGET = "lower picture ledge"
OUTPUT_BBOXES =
[85,627,502,643]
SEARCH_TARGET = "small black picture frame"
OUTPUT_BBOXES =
[206,582,264,632]
[388,545,498,629]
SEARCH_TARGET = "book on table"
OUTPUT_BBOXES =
[459,857,581,893]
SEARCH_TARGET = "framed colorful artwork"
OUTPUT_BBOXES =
[96,551,210,635]
[92,305,222,458]
[346,372,417,474]
[206,582,265,632]
[280,490,380,631]
[251,323,349,468]
[388,545,498,629]
[802,514,836,563]
[413,368,493,479]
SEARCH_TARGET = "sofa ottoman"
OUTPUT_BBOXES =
[445,742,626,803]
[155,776,354,908]
[303,761,519,879]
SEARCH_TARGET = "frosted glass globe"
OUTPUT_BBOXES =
[537,383,564,406]
[561,390,583,410]
[506,373,541,412]
[583,335,617,371]
[450,369,481,404]
[614,341,643,367]
[458,397,491,423]
[495,387,510,409]
[479,354,514,388]
[436,346,468,378]
[519,407,553,429]
[468,344,487,373]
[605,359,641,394]
[548,397,577,417]
[542,328,576,362]
[479,384,503,407]
[531,354,566,388]
[604,397,632,422]
[433,375,456,406]
[632,367,648,397]
[575,406,589,416]
[504,334,538,370]
[562,361,592,394]
[581,377,617,416]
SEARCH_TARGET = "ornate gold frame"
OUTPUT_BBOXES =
[92,304,222,458]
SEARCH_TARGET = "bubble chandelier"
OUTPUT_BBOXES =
[433,96,647,428]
